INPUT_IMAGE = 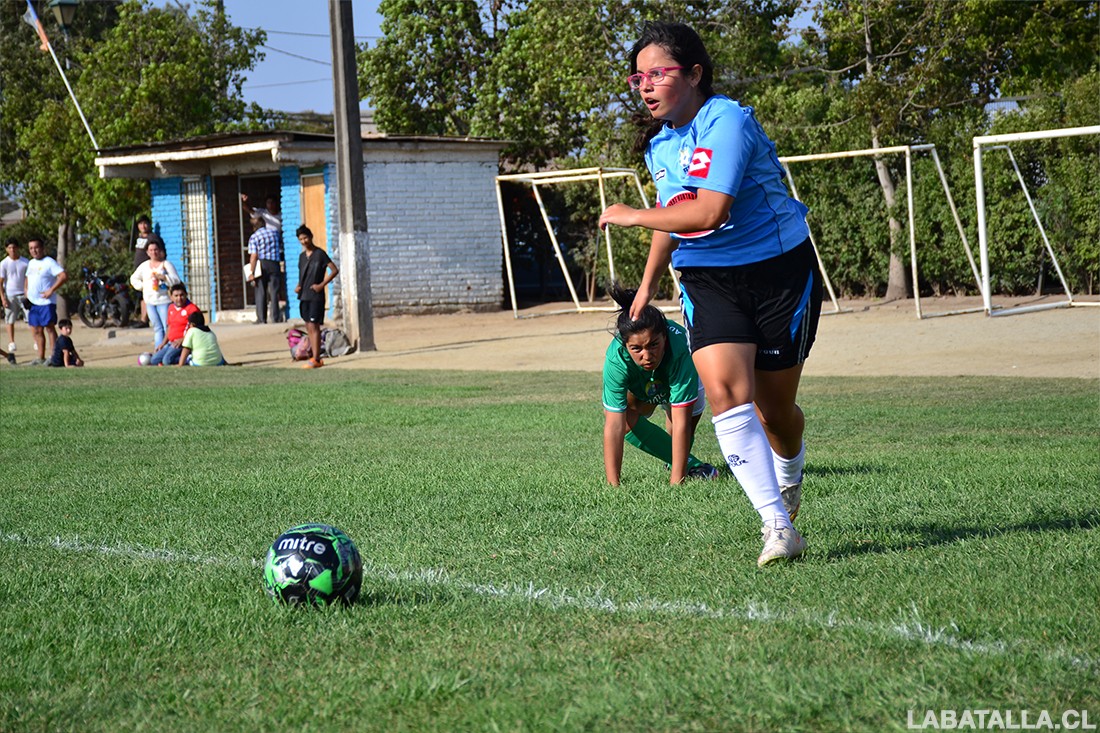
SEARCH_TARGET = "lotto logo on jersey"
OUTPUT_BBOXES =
[688,148,713,178]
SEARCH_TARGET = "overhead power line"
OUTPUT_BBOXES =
[250,27,378,40]
[259,44,330,66]
[245,78,331,89]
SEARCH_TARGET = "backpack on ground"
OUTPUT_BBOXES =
[286,328,312,361]
[321,328,353,358]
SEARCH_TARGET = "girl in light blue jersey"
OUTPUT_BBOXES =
[599,21,822,567]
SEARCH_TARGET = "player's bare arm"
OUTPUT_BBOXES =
[668,404,695,484]
[603,410,629,486]
[630,232,675,320]
[599,188,733,234]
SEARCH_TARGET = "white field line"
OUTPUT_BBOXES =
[6,533,1095,673]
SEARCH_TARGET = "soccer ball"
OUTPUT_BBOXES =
[137,352,152,366]
[262,523,363,606]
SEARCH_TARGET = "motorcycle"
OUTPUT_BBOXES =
[78,267,133,328]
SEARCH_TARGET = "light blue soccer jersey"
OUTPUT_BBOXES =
[645,95,810,267]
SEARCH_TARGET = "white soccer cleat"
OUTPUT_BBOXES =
[780,473,803,521]
[757,524,806,567]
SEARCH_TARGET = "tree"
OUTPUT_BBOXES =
[359,0,495,138]
[359,0,1096,300]
[808,0,1098,299]
[361,0,801,167]
[0,0,264,313]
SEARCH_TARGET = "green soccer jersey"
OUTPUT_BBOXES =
[602,321,699,412]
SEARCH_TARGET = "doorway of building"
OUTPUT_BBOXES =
[212,174,280,312]
[300,172,329,311]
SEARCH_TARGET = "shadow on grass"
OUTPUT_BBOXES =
[821,511,1100,562]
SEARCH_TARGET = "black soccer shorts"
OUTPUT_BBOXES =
[299,299,326,325]
[678,238,823,371]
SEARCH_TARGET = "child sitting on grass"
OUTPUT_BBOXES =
[177,311,226,367]
[47,318,83,367]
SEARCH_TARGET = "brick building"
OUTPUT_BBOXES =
[95,131,506,321]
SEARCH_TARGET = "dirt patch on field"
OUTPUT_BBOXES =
[16,295,1099,379]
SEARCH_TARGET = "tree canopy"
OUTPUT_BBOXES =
[0,0,264,239]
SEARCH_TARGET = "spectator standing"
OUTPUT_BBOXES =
[1,237,29,354]
[241,193,282,232]
[243,193,287,320]
[132,215,164,328]
[24,238,67,366]
[246,214,284,324]
[294,225,339,370]
[129,240,181,349]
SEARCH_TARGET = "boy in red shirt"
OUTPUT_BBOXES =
[149,283,200,365]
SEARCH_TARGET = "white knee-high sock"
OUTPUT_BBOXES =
[713,403,792,529]
[773,441,806,487]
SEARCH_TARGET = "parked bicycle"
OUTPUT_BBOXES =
[78,267,133,328]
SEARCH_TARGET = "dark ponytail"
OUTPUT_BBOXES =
[608,281,668,343]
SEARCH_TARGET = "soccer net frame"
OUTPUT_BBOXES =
[495,167,681,319]
[779,143,982,320]
[974,125,1100,317]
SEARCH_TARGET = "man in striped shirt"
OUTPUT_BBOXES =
[246,214,285,324]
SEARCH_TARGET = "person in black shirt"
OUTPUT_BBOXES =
[47,318,83,367]
[294,225,339,370]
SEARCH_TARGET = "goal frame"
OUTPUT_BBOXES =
[495,167,680,319]
[973,125,1100,317]
[779,143,982,319]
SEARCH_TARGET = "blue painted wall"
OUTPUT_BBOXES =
[279,165,301,318]
[150,177,183,267]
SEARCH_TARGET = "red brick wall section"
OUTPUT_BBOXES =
[212,175,279,310]
[213,175,245,310]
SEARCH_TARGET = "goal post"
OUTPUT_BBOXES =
[780,143,983,319]
[495,167,680,318]
[973,125,1100,317]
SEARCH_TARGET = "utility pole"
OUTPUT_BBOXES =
[328,0,375,351]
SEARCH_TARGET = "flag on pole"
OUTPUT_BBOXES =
[22,0,51,52]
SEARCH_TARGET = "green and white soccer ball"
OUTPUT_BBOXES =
[262,523,363,606]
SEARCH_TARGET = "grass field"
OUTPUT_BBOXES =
[1,368,1097,732]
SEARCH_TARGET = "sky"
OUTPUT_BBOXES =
[188,0,384,115]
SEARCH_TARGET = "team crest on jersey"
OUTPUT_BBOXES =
[688,148,713,178]
[678,146,693,170]
[646,379,669,404]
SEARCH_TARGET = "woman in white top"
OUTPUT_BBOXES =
[129,240,181,348]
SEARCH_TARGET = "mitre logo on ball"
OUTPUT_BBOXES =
[262,523,362,607]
